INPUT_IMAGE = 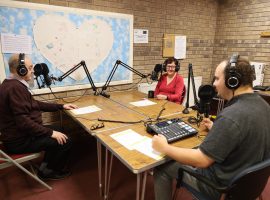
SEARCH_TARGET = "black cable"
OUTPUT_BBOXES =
[109,77,145,92]
[98,118,144,124]
[48,87,91,103]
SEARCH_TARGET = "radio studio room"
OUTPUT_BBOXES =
[0,0,270,200]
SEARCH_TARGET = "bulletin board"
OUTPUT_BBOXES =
[163,34,186,59]
[0,0,133,94]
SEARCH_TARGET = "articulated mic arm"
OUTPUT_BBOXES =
[100,60,148,98]
[57,61,98,95]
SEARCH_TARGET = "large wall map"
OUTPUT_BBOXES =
[0,1,133,93]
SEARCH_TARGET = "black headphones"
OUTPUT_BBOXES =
[17,53,28,76]
[225,54,242,89]
[163,57,180,72]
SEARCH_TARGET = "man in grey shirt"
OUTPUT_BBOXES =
[152,56,270,200]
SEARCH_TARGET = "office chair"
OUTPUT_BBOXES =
[176,159,270,200]
[0,141,52,190]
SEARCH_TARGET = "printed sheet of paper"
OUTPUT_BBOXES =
[129,99,156,107]
[133,136,164,160]
[110,129,164,160]
[70,105,101,115]
[110,129,145,150]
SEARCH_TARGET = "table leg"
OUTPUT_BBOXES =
[136,171,148,200]
[104,148,113,200]
[97,141,103,197]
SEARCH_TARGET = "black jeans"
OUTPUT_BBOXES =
[4,134,72,172]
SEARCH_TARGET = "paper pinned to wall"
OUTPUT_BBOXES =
[250,62,265,86]
[1,33,32,54]
[174,36,186,59]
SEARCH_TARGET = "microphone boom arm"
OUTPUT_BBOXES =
[100,60,148,98]
[57,61,98,95]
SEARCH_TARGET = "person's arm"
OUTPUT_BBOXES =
[37,100,78,112]
[152,134,214,168]
[10,87,53,136]
[167,75,184,102]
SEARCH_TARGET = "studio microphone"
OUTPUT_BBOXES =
[34,63,53,87]
[150,64,163,81]
[197,85,216,118]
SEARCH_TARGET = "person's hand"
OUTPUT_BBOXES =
[201,118,213,130]
[152,134,169,154]
[51,131,68,145]
[156,94,168,100]
[63,104,78,110]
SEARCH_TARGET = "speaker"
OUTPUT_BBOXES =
[163,57,180,72]
[225,54,241,89]
[17,53,28,76]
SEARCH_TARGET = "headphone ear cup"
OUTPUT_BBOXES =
[163,64,166,72]
[175,64,180,72]
[225,69,241,89]
[17,53,28,76]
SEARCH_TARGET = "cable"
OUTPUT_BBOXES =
[97,118,144,124]
[109,77,145,92]
[48,87,91,103]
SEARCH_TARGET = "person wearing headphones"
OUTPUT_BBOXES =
[154,57,185,104]
[152,55,270,200]
[0,54,78,180]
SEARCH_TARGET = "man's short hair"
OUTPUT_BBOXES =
[8,54,20,72]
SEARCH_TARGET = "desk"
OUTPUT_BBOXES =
[62,91,205,200]
[60,95,147,135]
[257,91,270,105]
[109,90,184,118]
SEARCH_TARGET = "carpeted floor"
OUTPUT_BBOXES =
[0,133,269,200]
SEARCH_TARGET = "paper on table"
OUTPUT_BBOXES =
[110,129,144,150]
[71,105,101,115]
[129,99,157,107]
[133,136,164,160]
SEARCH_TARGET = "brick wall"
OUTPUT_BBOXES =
[14,0,270,125]
[213,0,270,85]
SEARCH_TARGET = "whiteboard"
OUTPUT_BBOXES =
[0,0,133,94]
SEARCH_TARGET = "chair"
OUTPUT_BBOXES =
[0,141,52,190]
[180,85,186,104]
[176,159,270,200]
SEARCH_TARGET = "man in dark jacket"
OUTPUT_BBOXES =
[0,53,78,180]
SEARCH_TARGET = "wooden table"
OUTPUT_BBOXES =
[60,94,147,135]
[109,90,185,119]
[61,91,206,200]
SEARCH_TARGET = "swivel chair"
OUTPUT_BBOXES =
[176,159,270,200]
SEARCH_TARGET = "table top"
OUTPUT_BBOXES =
[95,112,207,173]
[109,90,185,119]
[61,94,148,135]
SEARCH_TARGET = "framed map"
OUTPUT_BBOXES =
[0,1,133,94]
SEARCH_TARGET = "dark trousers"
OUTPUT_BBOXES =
[4,134,72,172]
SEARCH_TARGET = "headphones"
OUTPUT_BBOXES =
[17,53,28,76]
[163,57,180,72]
[225,54,242,89]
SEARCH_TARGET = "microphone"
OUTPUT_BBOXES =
[197,85,216,118]
[34,63,55,87]
[150,64,163,81]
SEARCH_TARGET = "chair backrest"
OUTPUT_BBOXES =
[180,85,186,104]
[225,159,270,200]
